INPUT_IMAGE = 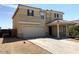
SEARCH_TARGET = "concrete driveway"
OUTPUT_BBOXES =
[28,38,79,54]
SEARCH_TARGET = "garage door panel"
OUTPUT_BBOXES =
[22,26,46,38]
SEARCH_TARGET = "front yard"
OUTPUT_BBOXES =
[0,38,79,54]
[0,38,50,54]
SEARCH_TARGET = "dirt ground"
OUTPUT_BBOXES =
[0,38,51,54]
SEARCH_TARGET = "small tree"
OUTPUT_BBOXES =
[68,26,79,38]
[69,26,75,38]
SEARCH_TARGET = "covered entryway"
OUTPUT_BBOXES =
[50,25,66,38]
[49,26,52,36]
[59,25,66,38]
[48,20,75,38]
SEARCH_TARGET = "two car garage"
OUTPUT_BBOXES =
[17,24,47,38]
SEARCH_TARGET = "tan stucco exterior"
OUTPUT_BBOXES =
[12,4,69,38]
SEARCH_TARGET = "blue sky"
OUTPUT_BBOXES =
[0,4,79,29]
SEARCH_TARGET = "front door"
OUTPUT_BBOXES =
[49,26,52,36]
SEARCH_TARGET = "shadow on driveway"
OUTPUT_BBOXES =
[2,37,25,44]
[2,37,47,44]
[2,37,69,44]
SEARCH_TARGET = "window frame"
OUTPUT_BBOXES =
[54,13,56,18]
[57,14,59,18]
[27,9,34,16]
[40,10,45,19]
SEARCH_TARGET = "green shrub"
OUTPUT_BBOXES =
[68,26,79,38]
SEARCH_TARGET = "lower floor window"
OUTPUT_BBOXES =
[60,26,66,32]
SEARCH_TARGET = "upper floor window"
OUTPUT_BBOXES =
[40,11,45,19]
[57,14,59,18]
[54,13,60,18]
[54,13,56,18]
[59,14,62,18]
[27,9,34,16]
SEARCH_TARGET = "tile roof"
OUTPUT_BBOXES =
[48,20,76,25]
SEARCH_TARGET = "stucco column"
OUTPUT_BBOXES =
[57,24,60,38]
[66,25,69,37]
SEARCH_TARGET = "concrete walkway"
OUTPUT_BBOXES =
[28,38,79,54]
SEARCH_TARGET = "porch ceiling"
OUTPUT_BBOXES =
[47,20,76,26]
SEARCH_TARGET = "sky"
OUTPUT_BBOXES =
[0,4,79,29]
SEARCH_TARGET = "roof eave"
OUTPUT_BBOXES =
[12,4,19,19]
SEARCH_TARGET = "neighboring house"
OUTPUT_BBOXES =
[71,20,79,26]
[12,4,75,39]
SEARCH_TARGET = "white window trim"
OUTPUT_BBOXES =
[29,10,32,13]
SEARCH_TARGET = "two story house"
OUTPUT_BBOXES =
[12,4,75,39]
